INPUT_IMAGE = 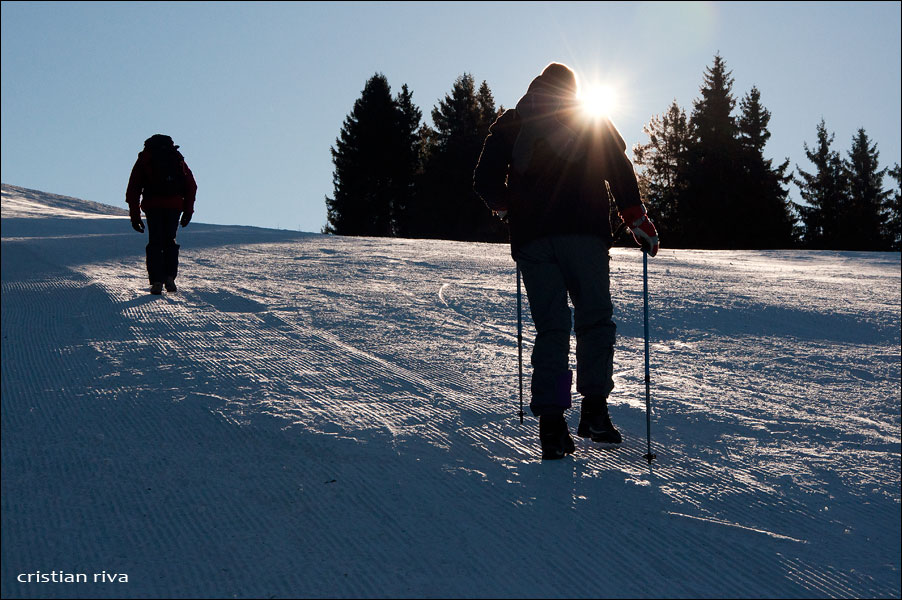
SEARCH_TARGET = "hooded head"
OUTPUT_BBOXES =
[144,134,179,151]
[517,62,580,122]
[539,62,578,98]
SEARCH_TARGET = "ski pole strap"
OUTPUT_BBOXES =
[610,221,628,249]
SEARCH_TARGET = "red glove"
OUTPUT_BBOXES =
[621,205,659,257]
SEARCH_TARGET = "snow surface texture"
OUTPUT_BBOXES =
[1,183,900,599]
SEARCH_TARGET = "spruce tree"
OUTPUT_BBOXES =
[420,74,502,241]
[691,54,737,148]
[682,54,743,248]
[844,128,891,250]
[325,73,399,236]
[391,84,423,237]
[476,80,499,137]
[404,123,439,238]
[633,99,690,246]
[793,119,849,249]
[325,74,421,237]
[474,80,507,242]
[887,163,901,250]
[736,86,797,248]
[636,55,803,249]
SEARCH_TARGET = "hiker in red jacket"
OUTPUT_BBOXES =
[474,62,659,459]
[126,134,197,295]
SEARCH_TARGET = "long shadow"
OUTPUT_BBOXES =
[2,217,318,282]
[615,297,900,346]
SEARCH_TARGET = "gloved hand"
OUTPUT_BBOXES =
[129,206,144,233]
[180,212,192,228]
[621,205,659,257]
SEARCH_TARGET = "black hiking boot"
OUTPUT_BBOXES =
[539,414,575,460]
[577,395,622,444]
[164,277,177,293]
[150,282,164,295]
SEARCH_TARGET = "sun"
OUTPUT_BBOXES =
[579,83,618,120]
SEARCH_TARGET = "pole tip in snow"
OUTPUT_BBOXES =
[643,453,656,465]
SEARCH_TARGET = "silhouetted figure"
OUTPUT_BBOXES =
[474,62,659,460]
[126,135,197,294]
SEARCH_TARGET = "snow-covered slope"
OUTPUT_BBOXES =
[1,184,129,219]
[2,183,900,599]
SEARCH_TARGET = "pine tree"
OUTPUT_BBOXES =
[476,80,498,137]
[887,163,901,250]
[793,119,849,249]
[474,80,507,242]
[682,54,744,248]
[633,99,690,246]
[325,74,399,236]
[844,128,891,250]
[691,54,737,149]
[736,86,797,248]
[324,74,421,237]
[419,74,503,241]
[636,55,803,249]
[403,123,439,238]
[391,84,423,237]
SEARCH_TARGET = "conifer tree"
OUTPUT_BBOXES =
[325,73,398,236]
[476,80,499,137]
[475,80,507,242]
[691,54,737,149]
[736,86,797,248]
[325,74,421,237]
[844,128,891,250]
[637,55,802,249]
[391,84,423,237]
[419,74,502,241]
[793,119,849,249]
[633,99,690,246]
[682,54,744,248]
[887,163,901,250]
[403,123,439,238]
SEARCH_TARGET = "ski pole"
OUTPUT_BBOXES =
[643,249,656,465]
[516,262,525,424]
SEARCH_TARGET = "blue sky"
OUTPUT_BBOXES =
[2,1,900,233]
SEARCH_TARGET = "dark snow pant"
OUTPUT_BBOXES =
[145,209,181,284]
[515,234,617,417]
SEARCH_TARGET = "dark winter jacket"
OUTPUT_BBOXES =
[474,74,642,254]
[126,138,197,216]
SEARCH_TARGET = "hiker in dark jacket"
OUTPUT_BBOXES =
[126,134,197,295]
[474,62,659,460]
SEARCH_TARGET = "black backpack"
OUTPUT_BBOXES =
[144,134,185,196]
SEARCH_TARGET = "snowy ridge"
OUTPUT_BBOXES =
[2,184,129,219]
[1,183,900,598]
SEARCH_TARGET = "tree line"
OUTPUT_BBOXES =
[324,55,901,251]
[324,72,505,242]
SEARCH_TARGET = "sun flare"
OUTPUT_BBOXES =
[579,84,618,119]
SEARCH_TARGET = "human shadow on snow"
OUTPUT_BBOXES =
[1,216,317,282]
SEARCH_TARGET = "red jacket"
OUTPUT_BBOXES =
[126,150,197,215]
